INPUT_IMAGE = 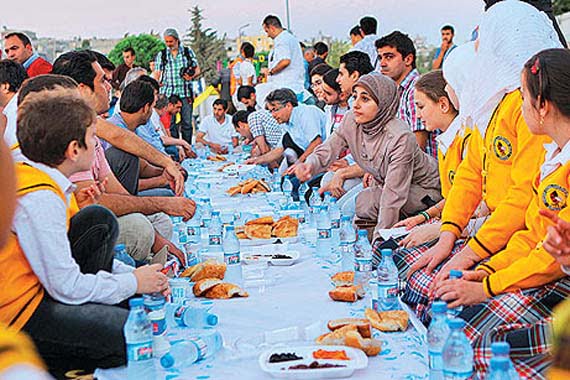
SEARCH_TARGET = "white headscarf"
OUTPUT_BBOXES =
[462,0,562,134]
[443,41,476,129]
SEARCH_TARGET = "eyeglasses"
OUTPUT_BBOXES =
[267,104,285,114]
[310,79,323,89]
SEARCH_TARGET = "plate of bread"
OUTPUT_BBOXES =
[328,272,365,303]
[236,216,299,245]
[207,154,227,162]
[179,260,249,300]
[227,178,271,196]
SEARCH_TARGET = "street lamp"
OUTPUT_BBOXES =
[238,23,250,39]
[285,0,291,30]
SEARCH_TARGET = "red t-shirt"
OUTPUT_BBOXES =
[160,113,172,133]
[27,57,53,78]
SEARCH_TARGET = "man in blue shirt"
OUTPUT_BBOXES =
[246,88,325,168]
[432,25,457,70]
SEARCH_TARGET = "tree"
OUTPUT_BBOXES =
[184,5,228,85]
[554,0,570,15]
[108,34,165,70]
[324,39,351,68]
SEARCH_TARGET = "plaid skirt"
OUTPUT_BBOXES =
[397,239,466,323]
[460,277,570,379]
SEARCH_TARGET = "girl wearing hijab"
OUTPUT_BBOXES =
[409,0,563,298]
[292,72,441,242]
[435,48,570,380]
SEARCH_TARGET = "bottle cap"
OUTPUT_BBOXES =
[225,225,235,231]
[129,298,143,308]
[207,314,219,326]
[160,353,175,368]
[447,318,466,329]
[431,301,447,314]
[449,270,463,279]
[212,211,220,216]
[330,197,337,203]
[358,230,368,237]
[341,215,351,221]
[381,249,393,257]
[114,244,126,252]
[490,357,509,370]
[324,191,331,196]
[491,341,510,355]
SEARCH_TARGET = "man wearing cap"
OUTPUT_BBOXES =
[152,29,200,145]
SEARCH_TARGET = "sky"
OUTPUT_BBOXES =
[1,0,485,45]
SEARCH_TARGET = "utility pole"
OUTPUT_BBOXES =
[285,0,291,30]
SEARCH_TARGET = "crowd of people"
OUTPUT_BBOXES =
[1,0,570,378]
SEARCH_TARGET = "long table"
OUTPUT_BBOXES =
[96,159,429,380]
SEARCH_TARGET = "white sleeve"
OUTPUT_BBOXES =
[272,39,291,65]
[113,259,136,274]
[14,191,137,305]
[198,117,210,134]
[303,108,326,142]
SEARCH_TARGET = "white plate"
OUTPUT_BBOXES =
[259,345,368,379]
[269,250,300,266]
[223,164,257,174]
[239,237,278,246]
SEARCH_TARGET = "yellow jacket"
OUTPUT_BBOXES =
[437,128,471,199]
[0,163,78,330]
[477,159,568,297]
[440,90,549,258]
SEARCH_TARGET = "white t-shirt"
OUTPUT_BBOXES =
[2,94,25,162]
[350,34,380,70]
[198,114,238,146]
[268,30,305,93]
[239,60,256,86]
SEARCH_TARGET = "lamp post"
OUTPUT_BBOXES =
[238,23,250,43]
[285,0,291,30]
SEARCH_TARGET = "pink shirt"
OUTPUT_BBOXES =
[69,137,112,182]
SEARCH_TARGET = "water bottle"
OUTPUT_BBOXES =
[143,294,171,358]
[490,342,519,379]
[322,192,332,208]
[169,278,191,304]
[309,187,322,214]
[178,228,189,251]
[339,215,356,272]
[223,225,243,284]
[124,298,155,379]
[187,208,201,245]
[487,357,511,380]
[282,175,294,201]
[376,249,400,311]
[298,181,309,203]
[208,211,223,257]
[442,318,474,380]
[354,230,373,286]
[329,198,341,229]
[428,301,450,380]
[114,244,135,267]
[447,270,463,318]
[316,206,332,259]
[166,303,219,329]
[271,171,281,192]
[160,328,223,368]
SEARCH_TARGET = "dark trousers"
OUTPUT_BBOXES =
[105,147,140,195]
[22,205,128,376]
[170,96,193,145]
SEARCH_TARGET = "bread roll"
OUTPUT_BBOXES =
[193,278,223,296]
[331,271,354,287]
[365,308,409,332]
[327,318,371,338]
[191,262,227,282]
[328,285,364,302]
[204,283,249,299]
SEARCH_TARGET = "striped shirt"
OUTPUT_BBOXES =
[398,69,439,159]
[154,46,198,98]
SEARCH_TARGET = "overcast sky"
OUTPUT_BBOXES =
[2,0,485,45]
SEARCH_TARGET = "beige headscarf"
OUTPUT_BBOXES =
[351,72,399,136]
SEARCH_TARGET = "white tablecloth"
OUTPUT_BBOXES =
[96,160,429,379]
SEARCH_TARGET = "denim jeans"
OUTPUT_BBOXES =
[22,205,129,375]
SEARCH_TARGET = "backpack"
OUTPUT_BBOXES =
[159,46,196,72]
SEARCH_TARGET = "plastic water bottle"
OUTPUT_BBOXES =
[442,318,474,380]
[490,342,519,379]
[143,294,171,358]
[187,209,201,245]
[124,298,155,379]
[178,228,189,251]
[160,328,223,368]
[354,230,373,286]
[322,192,332,208]
[114,244,135,267]
[166,303,219,329]
[298,181,309,203]
[309,187,322,214]
[447,270,463,318]
[223,225,243,284]
[282,175,294,202]
[316,206,332,259]
[271,171,281,192]
[376,249,400,311]
[339,215,356,272]
[428,301,450,380]
[487,357,511,380]
[329,198,341,229]
[208,211,223,256]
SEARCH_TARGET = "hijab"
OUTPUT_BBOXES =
[351,72,399,136]
[462,0,562,134]
[443,41,476,130]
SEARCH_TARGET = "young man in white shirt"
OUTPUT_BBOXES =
[196,99,239,154]
[0,59,28,156]
[238,42,256,87]
[0,88,168,374]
